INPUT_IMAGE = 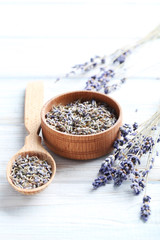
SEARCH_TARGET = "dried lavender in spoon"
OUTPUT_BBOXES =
[45,99,117,135]
[10,155,52,189]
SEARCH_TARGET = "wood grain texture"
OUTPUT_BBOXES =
[41,91,122,159]
[24,81,44,135]
[0,1,159,78]
[0,78,160,240]
[6,81,56,195]
[0,0,160,239]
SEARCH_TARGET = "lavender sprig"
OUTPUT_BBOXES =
[138,130,159,221]
[67,25,160,77]
[92,109,160,221]
[57,25,160,94]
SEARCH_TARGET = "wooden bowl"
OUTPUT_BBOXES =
[41,91,122,160]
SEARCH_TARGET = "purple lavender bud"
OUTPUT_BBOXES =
[143,195,151,203]
[121,78,126,83]
[106,174,113,181]
[113,140,119,149]
[96,84,102,91]
[104,87,110,94]
[157,137,160,143]
[138,180,145,189]
[120,160,134,174]
[91,75,96,80]
[85,86,92,91]
[130,155,140,165]
[131,132,137,136]
[101,59,105,64]
[120,124,132,137]
[124,136,129,142]
[133,171,140,177]
[127,141,133,148]
[140,204,151,222]
[140,196,151,222]
[108,69,115,78]
[151,158,155,164]
[113,54,126,64]
[142,170,148,177]
[131,183,141,195]
[113,169,127,186]
[99,155,115,174]
[114,151,121,160]
[92,175,108,189]
[133,122,138,131]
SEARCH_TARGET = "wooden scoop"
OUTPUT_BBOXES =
[6,81,56,195]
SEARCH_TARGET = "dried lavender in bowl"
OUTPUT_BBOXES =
[45,99,117,135]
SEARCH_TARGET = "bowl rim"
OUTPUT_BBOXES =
[41,90,122,138]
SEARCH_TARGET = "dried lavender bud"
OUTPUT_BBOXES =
[99,155,115,174]
[113,169,128,186]
[140,195,151,222]
[92,105,160,222]
[143,195,151,203]
[130,176,145,195]
[10,155,52,189]
[133,122,138,131]
[92,175,108,189]
[93,119,158,188]
[121,78,126,84]
[45,100,117,135]
[119,123,132,137]
[113,54,126,64]
[57,26,160,96]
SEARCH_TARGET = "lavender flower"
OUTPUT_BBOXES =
[113,169,128,186]
[92,107,160,221]
[140,195,151,222]
[58,25,160,94]
[130,177,145,195]
[99,155,115,174]
[92,175,108,189]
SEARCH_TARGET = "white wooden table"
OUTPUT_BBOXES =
[0,1,160,239]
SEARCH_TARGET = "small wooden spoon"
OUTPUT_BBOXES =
[6,81,56,195]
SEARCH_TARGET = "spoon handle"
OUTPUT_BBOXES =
[24,81,44,150]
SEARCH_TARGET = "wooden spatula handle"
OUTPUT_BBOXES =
[24,81,44,136]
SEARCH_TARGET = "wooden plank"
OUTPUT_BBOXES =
[0,2,159,38]
[0,37,159,77]
[0,0,160,4]
[0,182,160,239]
[1,77,160,123]
[0,1,159,238]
